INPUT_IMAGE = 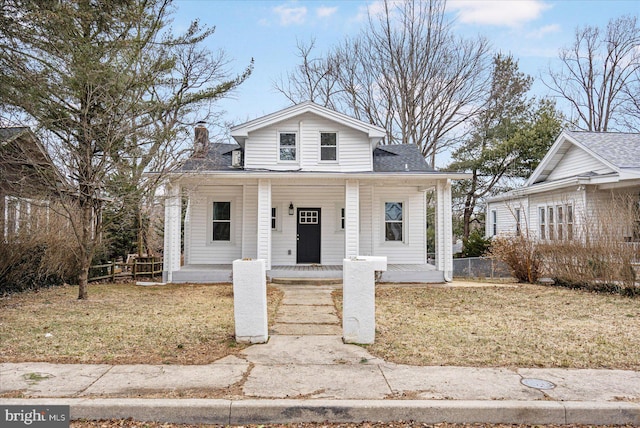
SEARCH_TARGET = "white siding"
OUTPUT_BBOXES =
[486,198,529,237]
[187,185,243,264]
[244,112,372,172]
[546,145,614,181]
[370,187,427,264]
[242,185,258,259]
[359,184,374,256]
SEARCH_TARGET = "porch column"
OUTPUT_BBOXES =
[435,179,453,281]
[163,182,181,283]
[257,179,272,270]
[345,179,360,258]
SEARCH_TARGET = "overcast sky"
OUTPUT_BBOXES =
[173,0,639,161]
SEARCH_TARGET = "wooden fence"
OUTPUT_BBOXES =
[89,256,163,282]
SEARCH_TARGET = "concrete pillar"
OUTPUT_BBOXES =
[344,180,359,258]
[343,258,376,344]
[162,183,181,283]
[436,179,453,281]
[232,259,268,343]
[257,179,272,270]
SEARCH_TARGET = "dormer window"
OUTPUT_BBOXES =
[279,132,297,161]
[320,132,337,161]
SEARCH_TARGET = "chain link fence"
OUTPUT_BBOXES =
[453,257,512,279]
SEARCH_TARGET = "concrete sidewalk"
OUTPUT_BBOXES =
[1,284,639,425]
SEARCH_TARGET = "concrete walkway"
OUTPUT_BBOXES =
[1,284,640,425]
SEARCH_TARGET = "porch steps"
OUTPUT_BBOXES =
[270,277,342,286]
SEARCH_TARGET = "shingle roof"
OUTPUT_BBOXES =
[0,127,29,141]
[566,130,640,169]
[176,142,436,174]
[177,143,242,172]
[373,144,435,172]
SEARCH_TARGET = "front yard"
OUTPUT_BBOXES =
[360,283,640,370]
[0,283,282,365]
[1,281,639,369]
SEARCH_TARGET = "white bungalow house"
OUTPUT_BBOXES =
[486,130,640,244]
[162,102,468,283]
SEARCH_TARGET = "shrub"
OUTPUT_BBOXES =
[0,216,78,295]
[489,234,542,283]
[462,229,492,257]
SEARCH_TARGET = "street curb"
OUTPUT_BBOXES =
[2,398,640,425]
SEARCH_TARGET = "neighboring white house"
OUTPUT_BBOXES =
[161,102,468,283]
[486,130,640,243]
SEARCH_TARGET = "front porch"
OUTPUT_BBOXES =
[169,263,444,283]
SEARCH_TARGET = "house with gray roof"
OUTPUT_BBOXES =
[162,101,468,283]
[485,130,640,243]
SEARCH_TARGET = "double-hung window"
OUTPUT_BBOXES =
[212,201,231,241]
[556,205,564,240]
[491,210,497,236]
[271,207,277,230]
[385,202,403,241]
[566,204,574,240]
[320,132,337,161]
[548,207,555,240]
[515,208,521,236]
[539,207,546,240]
[279,132,297,161]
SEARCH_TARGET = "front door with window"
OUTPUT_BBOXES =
[297,208,321,263]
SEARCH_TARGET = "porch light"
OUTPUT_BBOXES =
[289,202,294,215]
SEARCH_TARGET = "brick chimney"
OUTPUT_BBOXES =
[193,121,209,157]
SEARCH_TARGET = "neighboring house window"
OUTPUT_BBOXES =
[320,132,337,161]
[271,207,277,230]
[385,202,403,241]
[539,207,546,240]
[212,201,231,241]
[556,205,564,240]
[279,132,297,161]
[548,206,555,240]
[6,198,18,237]
[491,210,497,236]
[515,208,521,236]
[567,204,574,240]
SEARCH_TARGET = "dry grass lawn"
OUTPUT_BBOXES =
[336,283,640,370]
[0,282,283,365]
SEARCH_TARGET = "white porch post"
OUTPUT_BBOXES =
[257,179,272,270]
[163,182,181,283]
[345,179,360,259]
[436,179,453,281]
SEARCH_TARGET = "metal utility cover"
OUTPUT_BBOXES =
[521,378,556,390]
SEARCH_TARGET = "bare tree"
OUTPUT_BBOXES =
[543,15,640,132]
[0,0,251,299]
[274,38,338,109]
[274,0,491,166]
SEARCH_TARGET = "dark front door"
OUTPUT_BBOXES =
[297,208,321,264]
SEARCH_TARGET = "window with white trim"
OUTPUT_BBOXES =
[271,207,277,230]
[212,201,231,241]
[385,202,403,241]
[556,205,564,240]
[548,206,555,240]
[320,132,337,161]
[515,208,521,236]
[539,207,546,240]
[491,210,497,236]
[279,132,297,161]
[566,204,574,240]
[340,207,345,230]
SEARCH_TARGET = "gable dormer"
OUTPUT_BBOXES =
[230,102,385,172]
